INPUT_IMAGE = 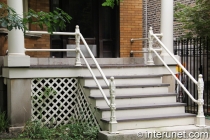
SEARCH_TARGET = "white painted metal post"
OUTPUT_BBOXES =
[147,27,154,65]
[7,0,25,56]
[109,77,118,134]
[4,0,30,67]
[160,0,174,55]
[196,74,205,127]
[75,25,82,66]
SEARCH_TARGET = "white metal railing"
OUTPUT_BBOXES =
[130,37,162,58]
[25,25,118,133]
[147,27,205,127]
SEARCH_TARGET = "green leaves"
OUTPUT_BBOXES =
[0,2,25,31]
[24,8,72,34]
[175,0,210,37]
[19,121,99,140]
[0,110,8,132]
[102,0,122,8]
[0,2,72,34]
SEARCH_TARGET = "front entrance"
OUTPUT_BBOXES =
[50,0,119,58]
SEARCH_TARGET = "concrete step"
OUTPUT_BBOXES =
[96,103,186,119]
[77,64,176,77]
[79,75,163,87]
[84,83,170,96]
[89,93,177,107]
[100,113,196,131]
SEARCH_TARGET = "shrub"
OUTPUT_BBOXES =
[19,121,99,140]
[0,111,8,132]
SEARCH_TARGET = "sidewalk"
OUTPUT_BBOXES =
[205,118,210,126]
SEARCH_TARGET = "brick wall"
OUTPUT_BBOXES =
[120,0,143,57]
[26,0,50,57]
[143,0,196,39]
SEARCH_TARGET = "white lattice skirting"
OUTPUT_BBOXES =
[31,78,98,128]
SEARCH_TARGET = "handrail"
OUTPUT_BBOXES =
[26,49,76,52]
[130,38,148,43]
[130,48,162,54]
[152,49,197,103]
[78,49,110,105]
[25,25,118,133]
[79,33,109,86]
[152,34,198,84]
[148,27,205,127]
[26,31,76,36]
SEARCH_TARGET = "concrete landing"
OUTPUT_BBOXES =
[98,119,210,140]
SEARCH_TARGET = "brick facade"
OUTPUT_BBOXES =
[26,0,50,57]
[120,0,143,57]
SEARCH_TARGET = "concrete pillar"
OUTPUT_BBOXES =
[161,0,174,54]
[155,0,178,64]
[4,0,30,67]
[7,79,31,130]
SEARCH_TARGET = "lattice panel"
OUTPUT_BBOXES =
[31,78,99,128]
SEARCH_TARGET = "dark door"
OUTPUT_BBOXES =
[98,0,119,57]
[50,0,119,58]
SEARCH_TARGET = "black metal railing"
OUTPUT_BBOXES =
[174,37,210,115]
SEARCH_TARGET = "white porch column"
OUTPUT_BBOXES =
[161,0,173,54]
[155,0,178,64]
[4,0,30,67]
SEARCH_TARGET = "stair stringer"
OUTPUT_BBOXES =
[75,83,101,129]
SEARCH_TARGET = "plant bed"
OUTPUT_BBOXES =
[0,121,99,140]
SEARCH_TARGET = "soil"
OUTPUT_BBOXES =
[0,131,20,139]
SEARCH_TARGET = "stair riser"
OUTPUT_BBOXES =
[75,66,176,77]
[99,106,185,118]
[90,96,176,107]
[86,87,169,97]
[80,77,162,87]
[100,66,176,76]
[102,117,195,131]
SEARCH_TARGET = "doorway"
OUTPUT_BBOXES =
[50,0,119,58]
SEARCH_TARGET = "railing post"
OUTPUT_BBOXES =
[75,25,82,66]
[109,77,118,134]
[196,74,205,127]
[147,27,154,65]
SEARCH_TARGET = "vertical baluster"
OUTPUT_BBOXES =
[75,25,82,66]
[196,74,205,127]
[109,77,118,134]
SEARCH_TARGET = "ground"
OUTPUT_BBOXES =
[1,119,210,139]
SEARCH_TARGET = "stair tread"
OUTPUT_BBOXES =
[89,92,176,99]
[31,64,177,68]
[84,83,170,89]
[96,102,186,111]
[101,113,196,122]
[79,74,164,79]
